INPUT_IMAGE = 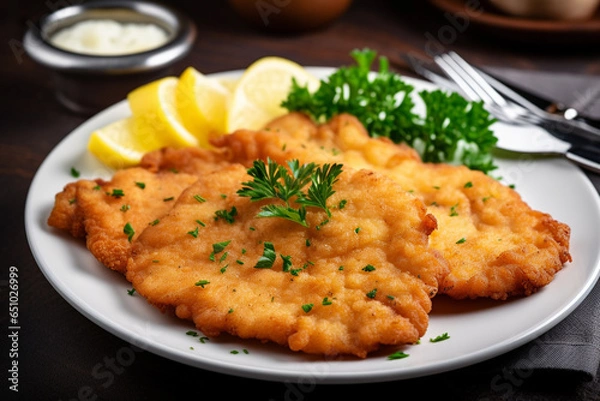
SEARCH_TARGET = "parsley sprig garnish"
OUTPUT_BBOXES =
[282,48,497,173]
[237,159,343,227]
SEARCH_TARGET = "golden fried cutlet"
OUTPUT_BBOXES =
[48,168,198,274]
[207,112,571,300]
[126,164,448,357]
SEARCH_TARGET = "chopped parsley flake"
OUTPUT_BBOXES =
[366,288,377,299]
[110,189,125,198]
[210,240,231,260]
[430,332,450,343]
[186,330,199,337]
[362,264,376,272]
[70,167,80,178]
[464,181,473,188]
[212,240,231,254]
[194,280,210,288]
[135,181,146,189]
[456,237,466,244]
[255,242,276,268]
[187,227,199,238]
[123,222,134,242]
[322,297,333,306]
[163,196,175,202]
[388,351,410,360]
[302,303,314,313]
[127,288,136,296]
[281,254,293,272]
[193,194,206,203]
[214,206,237,224]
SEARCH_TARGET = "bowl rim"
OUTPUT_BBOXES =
[23,0,196,74]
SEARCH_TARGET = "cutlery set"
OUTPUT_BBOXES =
[407,52,600,173]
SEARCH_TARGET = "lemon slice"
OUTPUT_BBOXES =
[127,77,199,148]
[226,57,320,132]
[217,77,238,92]
[176,67,231,146]
[87,117,161,169]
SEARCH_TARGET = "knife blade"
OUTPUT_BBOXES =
[482,67,600,128]
[475,67,600,144]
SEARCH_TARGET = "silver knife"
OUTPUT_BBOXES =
[476,68,600,144]
[483,67,600,126]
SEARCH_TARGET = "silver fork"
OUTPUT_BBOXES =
[429,52,600,173]
[434,53,542,125]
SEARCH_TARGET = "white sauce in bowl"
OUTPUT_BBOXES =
[49,19,169,56]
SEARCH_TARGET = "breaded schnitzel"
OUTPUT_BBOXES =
[48,168,198,273]
[207,112,571,300]
[126,163,448,357]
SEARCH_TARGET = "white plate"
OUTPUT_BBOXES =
[25,68,600,384]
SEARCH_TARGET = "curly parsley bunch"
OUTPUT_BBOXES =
[282,49,498,173]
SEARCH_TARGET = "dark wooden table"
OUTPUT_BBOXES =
[2,1,600,400]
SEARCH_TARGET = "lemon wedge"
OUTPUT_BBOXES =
[176,67,231,146]
[87,117,161,169]
[127,77,199,148]
[226,57,320,132]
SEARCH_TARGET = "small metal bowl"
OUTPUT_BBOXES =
[24,0,196,115]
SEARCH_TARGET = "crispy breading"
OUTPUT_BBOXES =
[48,168,198,273]
[209,112,571,300]
[140,145,233,175]
[126,164,447,357]
[48,181,86,238]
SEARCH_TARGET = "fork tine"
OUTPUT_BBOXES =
[432,55,481,102]
[444,52,542,125]
[403,54,459,92]
[433,53,531,125]
[447,52,508,107]
[439,53,497,104]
